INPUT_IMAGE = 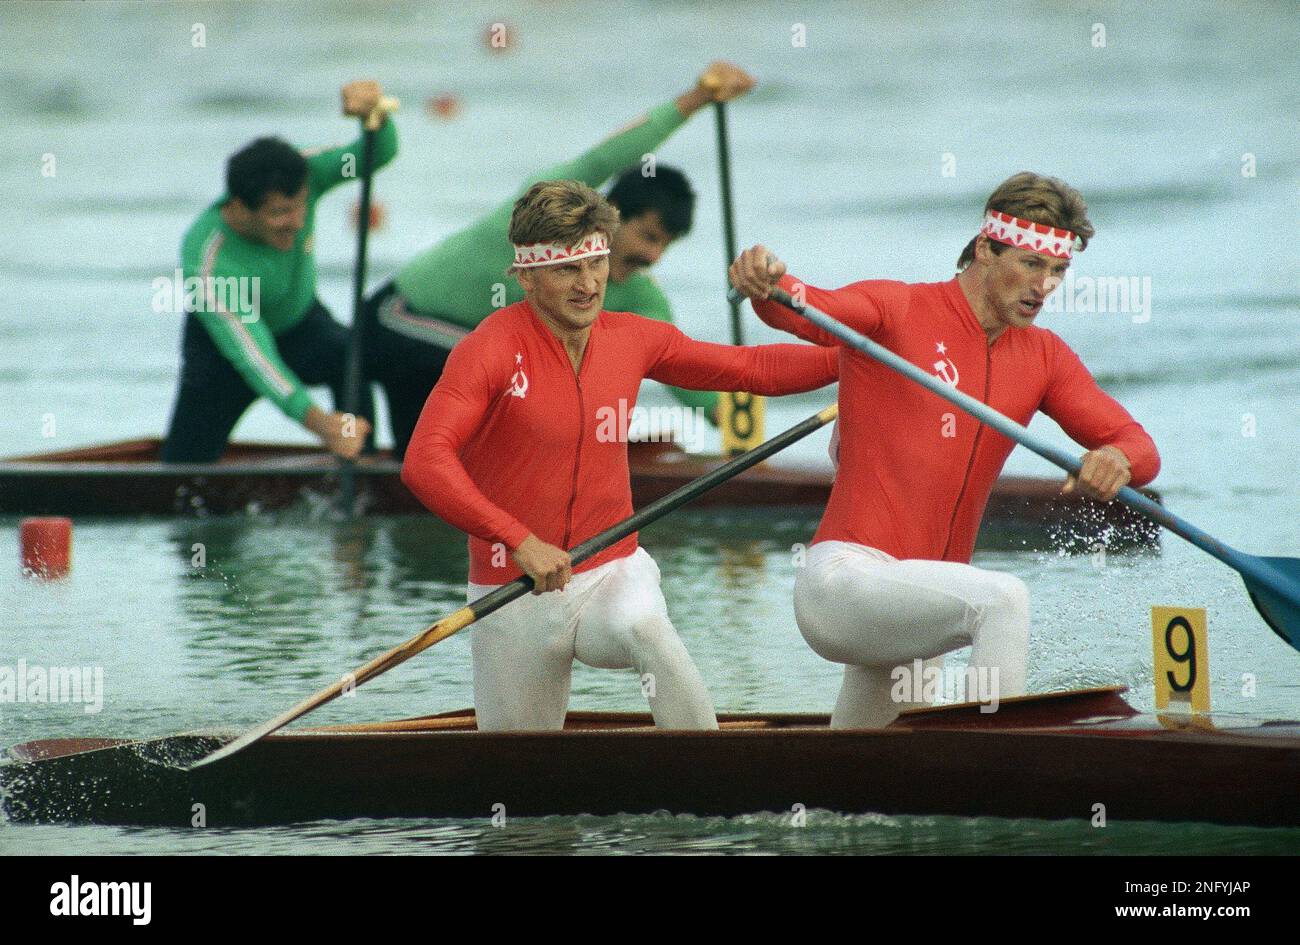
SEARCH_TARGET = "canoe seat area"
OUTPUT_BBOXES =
[292,688,1136,736]
[297,709,833,734]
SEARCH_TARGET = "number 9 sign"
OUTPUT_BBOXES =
[1151,606,1210,714]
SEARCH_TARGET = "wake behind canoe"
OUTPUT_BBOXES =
[6,687,1297,828]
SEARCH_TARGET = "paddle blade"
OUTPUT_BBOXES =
[188,725,271,770]
[1244,556,1300,651]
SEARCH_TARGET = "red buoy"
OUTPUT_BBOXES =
[425,94,462,120]
[20,516,72,578]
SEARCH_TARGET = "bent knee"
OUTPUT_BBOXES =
[988,573,1030,615]
[627,614,682,654]
[978,573,1030,646]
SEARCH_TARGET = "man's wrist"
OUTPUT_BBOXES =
[302,404,329,437]
[674,86,711,117]
[506,529,535,554]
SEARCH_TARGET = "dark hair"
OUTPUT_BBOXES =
[226,137,308,210]
[606,164,695,237]
[957,171,1095,272]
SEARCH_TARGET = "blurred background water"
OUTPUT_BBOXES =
[1,0,1297,854]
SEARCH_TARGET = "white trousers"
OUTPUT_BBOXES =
[467,547,718,731]
[793,541,1029,728]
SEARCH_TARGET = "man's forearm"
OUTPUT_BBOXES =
[652,339,837,397]
[740,344,839,395]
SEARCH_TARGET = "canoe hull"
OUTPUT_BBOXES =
[0,439,1162,552]
[6,694,1297,828]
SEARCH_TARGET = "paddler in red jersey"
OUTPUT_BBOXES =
[729,171,1161,728]
[401,180,839,731]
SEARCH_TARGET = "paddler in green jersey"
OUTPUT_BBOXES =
[362,61,756,457]
[161,80,398,463]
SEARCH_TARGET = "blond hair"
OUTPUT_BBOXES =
[957,172,1095,271]
[508,180,620,266]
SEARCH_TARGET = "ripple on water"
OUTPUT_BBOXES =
[4,810,1299,855]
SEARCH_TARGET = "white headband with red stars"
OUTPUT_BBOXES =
[979,210,1078,259]
[512,231,610,269]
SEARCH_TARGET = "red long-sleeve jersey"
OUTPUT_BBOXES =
[753,275,1160,563]
[401,300,840,583]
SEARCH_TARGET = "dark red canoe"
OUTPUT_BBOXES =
[0,438,1161,552]
[4,688,1296,827]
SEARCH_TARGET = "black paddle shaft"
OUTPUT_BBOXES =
[338,124,378,513]
[345,126,377,416]
[714,102,744,346]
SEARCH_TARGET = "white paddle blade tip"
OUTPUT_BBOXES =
[187,729,265,770]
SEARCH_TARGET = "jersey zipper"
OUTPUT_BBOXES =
[940,344,992,559]
[562,365,586,550]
